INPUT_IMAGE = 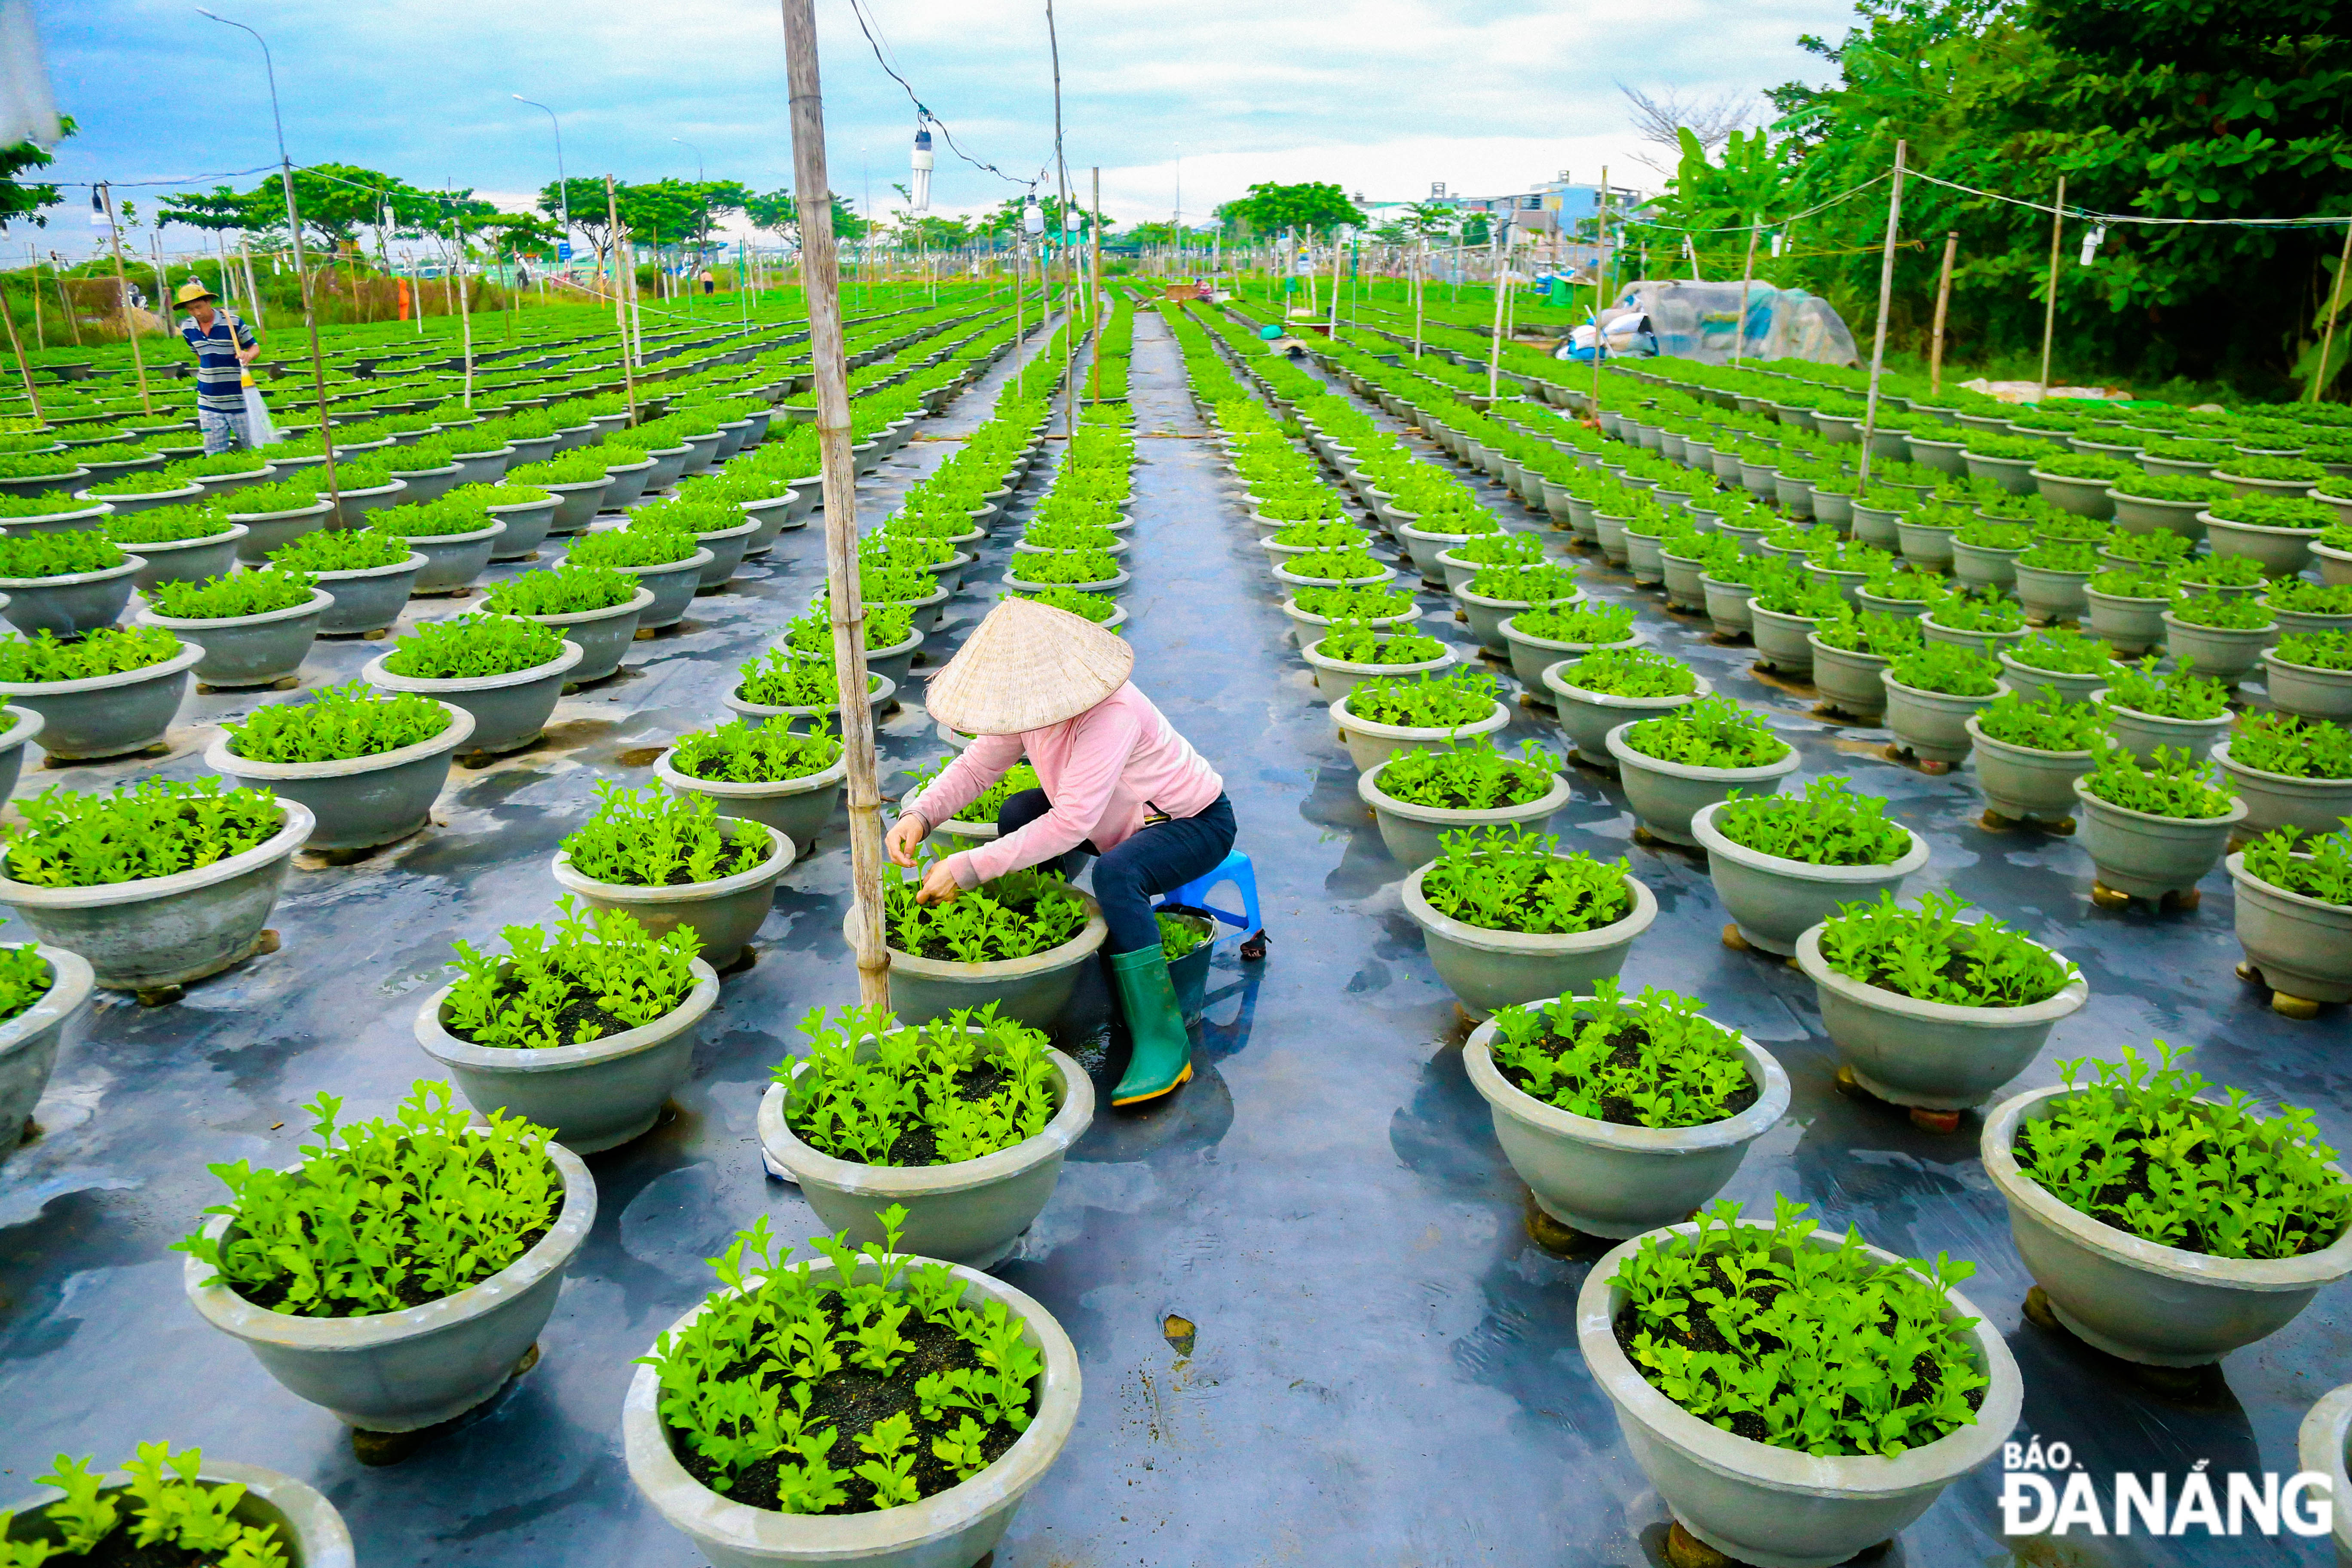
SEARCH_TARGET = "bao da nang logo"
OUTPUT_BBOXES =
[2000,1436,2334,1538]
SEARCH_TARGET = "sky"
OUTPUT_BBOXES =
[17,0,1861,260]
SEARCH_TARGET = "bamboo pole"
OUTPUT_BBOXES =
[1857,141,1909,489]
[1048,0,1074,438]
[2309,220,2352,403]
[0,276,43,420]
[51,251,81,346]
[1732,215,1760,369]
[99,187,154,416]
[1088,165,1102,405]
[1327,221,1342,338]
[453,217,474,408]
[27,243,43,349]
[1486,228,1507,399]
[2038,175,2066,398]
[274,156,340,509]
[239,240,264,334]
[780,0,888,1011]
[606,178,637,425]
[1929,231,1959,398]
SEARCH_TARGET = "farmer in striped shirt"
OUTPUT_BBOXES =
[174,279,261,454]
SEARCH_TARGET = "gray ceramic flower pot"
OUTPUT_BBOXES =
[2203,514,2318,577]
[1699,574,1755,639]
[1501,617,1637,692]
[2264,649,2352,721]
[185,1133,597,1430]
[415,960,721,1152]
[1329,695,1511,773]
[1963,723,2095,823]
[1459,589,1571,658]
[1807,636,1893,720]
[2014,562,2091,624]
[205,702,475,851]
[363,640,583,756]
[599,458,658,512]
[127,525,247,593]
[2032,469,2117,520]
[0,642,199,760]
[551,823,793,970]
[860,628,925,690]
[2295,1386,2352,1568]
[1795,919,2087,1109]
[1950,538,2023,591]
[326,478,408,530]
[605,549,713,629]
[0,944,93,1160]
[401,520,505,594]
[2082,588,2168,655]
[486,497,560,560]
[655,747,844,845]
[1300,642,1456,708]
[2089,693,2233,763]
[624,1256,1080,1568]
[740,495,807,557]
[726,672,895,729]
[1881,674,2004,766]
[0,703,37,797]
[2216,743,2352,839]
[1540,672,1708,767]
[1605,722,1801,846]
[2,1460,354,1568]
[516,588,654,683]
[1690,801,1929,957]
[1983,1085,2352,1365]
[229,501,332,563]
[1577,1217,2021,1568]
[1994,652,2113,706]
[140,590,330,689]
[1357,761,1571,870]
[760,1037,1094,1267]
[858,896,1109,1029]
[79,482,203,516]
[0,801,312,991]
[2229,851,2352,1007]
[1896,518,1958,571]
[0,557,143,637]
[1743,604,1816,677]
[312,554,427,635]
[2110,490,2210,539]
[1396,522,1473,582]
[0,501,110,538]
[682,518,760,590]
[539,478,612,533]
[386,462,460,506]
[1466,1014,1788,1237]
[447,444,515,486]
[2072,780,2249,900]
[2159,611,2275,685]
[1400,865,1657,1019]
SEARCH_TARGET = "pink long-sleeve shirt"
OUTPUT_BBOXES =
[905,683,1224,885]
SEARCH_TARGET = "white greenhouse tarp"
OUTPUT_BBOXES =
[1580,279,1863,368]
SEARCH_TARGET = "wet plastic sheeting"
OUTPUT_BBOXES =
[0,309,2340,1567]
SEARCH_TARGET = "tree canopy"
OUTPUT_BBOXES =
[1216,181,1365,237]
[0,117,74,234]
[1636,0,2352,395]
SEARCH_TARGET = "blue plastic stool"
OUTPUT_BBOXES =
[1156,849,1267,959]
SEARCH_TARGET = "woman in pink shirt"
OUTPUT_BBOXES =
[889,598,1233,1106]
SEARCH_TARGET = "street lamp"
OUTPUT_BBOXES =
[196,6,339,503]
[513,95,569,273]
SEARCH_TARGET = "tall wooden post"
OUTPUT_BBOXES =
[1486,229,1507,400]
[1088,165,1102,405]
[1588,167,1608,420]
[51,250,81,346]
[99,187,154,416]
[1857,141,1909,488]
[27,243,44,349]
[780,0,889,1011]
[1732,215,1760,369]
[0,279,43,420]
[1929,231,1959,397]
[2311,221,2352,403]
[2038,175,2066,397]
[607,178,637,424]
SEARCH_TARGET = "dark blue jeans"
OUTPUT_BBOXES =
[996,789,1237,954]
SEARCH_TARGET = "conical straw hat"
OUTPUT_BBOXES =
[924,597,1134,735]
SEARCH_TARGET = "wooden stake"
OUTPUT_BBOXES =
[0,274,43,420]
[51,250,81,346]
[2309,220,2352,403]
[606,178,637,424]
[27,242,43,350]
[1857,141,1908,488]
[781,0,889,1012]
[1088,165,1102,405]
[1486,229,1507,399]
[239,240,265,334]
[99,187,154,416]
[2038,175,2065,398]
[1047,0,1074,438]
[1929,230,1959,397]
[1732,214,1759,369]
[453,217,474,408]
[274,159,340,510]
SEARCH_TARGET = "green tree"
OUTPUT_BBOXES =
[1216,181,1366,237]
[0,117,74,233]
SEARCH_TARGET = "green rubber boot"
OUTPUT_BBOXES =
[1107,945,1192,1106]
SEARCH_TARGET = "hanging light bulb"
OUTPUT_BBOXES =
[910,117,934,214]
[1022,195,1044,236]
[89,187,108,228]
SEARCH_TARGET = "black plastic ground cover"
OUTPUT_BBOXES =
[0,308,2339,1566]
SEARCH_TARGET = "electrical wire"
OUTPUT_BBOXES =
[845,0,1044,191]
[1907,169,2352,229]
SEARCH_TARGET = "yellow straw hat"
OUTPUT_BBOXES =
[924,596,1133,735]
[173,280,217,306]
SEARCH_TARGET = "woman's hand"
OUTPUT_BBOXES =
[914,857,963,906]
[885,812,927,868]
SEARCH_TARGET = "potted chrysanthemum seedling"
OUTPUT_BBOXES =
[2216,712,2352,839]
[1331,665,1511,772]
[1358,738,1571,870]
[0,527,142,638]
[267,527,424,637]
[551,781,792,970]
[205,683,472,852]
[656,719,845,846]
[1984,1042,2352,1365]
[1607,695,1798,845]
[2073,744,2245,910]
[138,568,329,690]
[1691,776,1928,956]
[363,613,581,755]
[1301,618,1455,706]
[1401,826,1654,1017]
[1880,640,2005,771]
[0,1442,352,1565]
[2228,824,2352,1018]
[181,1080,594,1434]
[864,856,1106,1029]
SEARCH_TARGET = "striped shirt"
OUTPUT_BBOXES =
[178,310,256,414]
